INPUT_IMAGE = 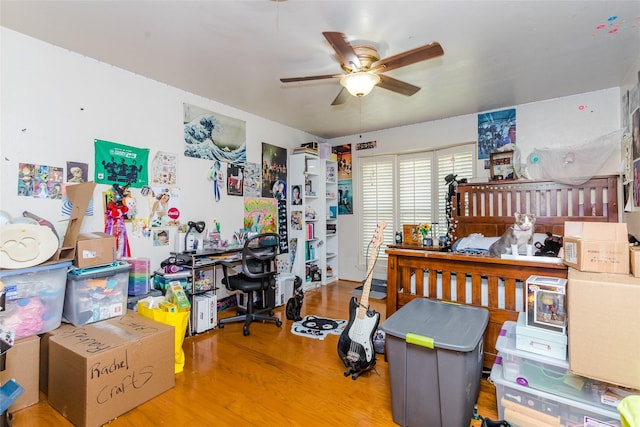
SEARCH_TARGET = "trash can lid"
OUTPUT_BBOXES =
[381,298,489,352]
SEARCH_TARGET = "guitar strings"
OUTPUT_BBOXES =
[348,244,381,363]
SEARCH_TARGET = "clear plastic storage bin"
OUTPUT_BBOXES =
[491,359,620,426]
[64,261,130,326]
[0,261,71,339]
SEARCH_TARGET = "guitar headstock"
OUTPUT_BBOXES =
[371,221,387,251]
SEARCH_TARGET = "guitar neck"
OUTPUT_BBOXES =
[357,248,378,320]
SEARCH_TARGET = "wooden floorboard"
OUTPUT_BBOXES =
[10,280,498,426]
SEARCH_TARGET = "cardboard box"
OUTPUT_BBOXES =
[631,246,640,278]
[563,221,629,274]
[48,181,96,265]
[48,311,175,427]
[567,268,640,389]
[0,335,40,411]
[74,232,116,268]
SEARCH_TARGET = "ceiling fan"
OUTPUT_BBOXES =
[280,32,444,105]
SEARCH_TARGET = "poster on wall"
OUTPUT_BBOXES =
[334,144,352,180]
[66,161,89,183]
[147,186,181,227]
[477,108,516,160]
[227,163,244,196]
[243,197,277,233]
[243,162,261,197]
[94,139,149,187]
[17,163,64,199]
[261,142,288,199]
[150,151,178,186]
[183,103,246,165]
[338,179,353,215]
[634,159,640,208]
[277,199,289,253]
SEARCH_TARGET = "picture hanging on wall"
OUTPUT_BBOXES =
[261,142,288,199]
[150,151,178,186]
[334,144,352,180]
[243,162,261,197]
[338,179,353,215]
[227,163,244,196]
[94,139,149,188]
[66,161,89,184]
[183,103,246,165]
[243,197,277,233]
[18,163,64,199]
[477,108,516,160]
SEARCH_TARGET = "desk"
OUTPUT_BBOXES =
[164,246,243,335]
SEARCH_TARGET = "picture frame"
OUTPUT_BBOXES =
[402,224,419,245]
[489,150,517,181]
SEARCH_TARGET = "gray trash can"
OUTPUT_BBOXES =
[381,298,489,427]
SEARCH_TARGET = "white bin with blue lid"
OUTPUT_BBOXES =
[381,297,489,427]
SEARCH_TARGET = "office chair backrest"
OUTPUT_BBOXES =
[241,233,280,279]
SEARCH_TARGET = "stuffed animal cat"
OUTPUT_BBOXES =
[286,275,304,321]
[488,212,536,257]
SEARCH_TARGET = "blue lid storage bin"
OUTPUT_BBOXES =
[0,261,71,339]
[381,298,489,427]
[64,261,130,326]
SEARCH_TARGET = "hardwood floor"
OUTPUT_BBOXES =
[11,280,498,426]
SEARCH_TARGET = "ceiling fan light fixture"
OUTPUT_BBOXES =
[340,72,381,97]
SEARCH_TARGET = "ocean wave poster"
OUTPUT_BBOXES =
[183,103,246,165]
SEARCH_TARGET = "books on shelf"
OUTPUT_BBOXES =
[326,224,337,234]
[293,146,318,156]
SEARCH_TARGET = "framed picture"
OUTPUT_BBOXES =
[402,224,419,245]
[490,151,517,181]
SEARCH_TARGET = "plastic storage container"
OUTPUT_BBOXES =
[64,261,131,326]
[381,298,489,427]
[491,359,621,426]
[0,261,71,339]
[121,257,150,296]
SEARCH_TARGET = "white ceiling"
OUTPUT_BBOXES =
[2,1,639,139]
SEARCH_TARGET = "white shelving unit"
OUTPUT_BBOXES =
[325,159,338,284]
[289,152,338,290]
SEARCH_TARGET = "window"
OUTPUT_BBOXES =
[359,143,475,264]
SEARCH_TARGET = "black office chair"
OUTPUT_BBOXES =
[218,232,282,336]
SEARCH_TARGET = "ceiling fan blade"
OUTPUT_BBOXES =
[371,42,443,73]
[331,87,350,106]
[323,31,361,71]
[377,74,420,96]
[280,74,342,83]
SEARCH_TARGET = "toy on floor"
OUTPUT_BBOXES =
[285,276,303,321]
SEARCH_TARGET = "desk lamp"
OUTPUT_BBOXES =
[184,220,206,253]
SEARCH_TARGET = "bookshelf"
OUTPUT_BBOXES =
[289,153,337,289]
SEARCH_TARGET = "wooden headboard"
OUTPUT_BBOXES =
[452,175,619,240]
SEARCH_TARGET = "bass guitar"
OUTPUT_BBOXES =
[337,221,386,380]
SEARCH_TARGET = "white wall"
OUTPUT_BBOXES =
[330,88,625,282]
[0,28,318,293]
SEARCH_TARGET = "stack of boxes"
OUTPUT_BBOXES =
[491,221,639,426]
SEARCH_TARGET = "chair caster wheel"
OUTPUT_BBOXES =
[268,310,275,316]
[218,323,225,329]
[275,319,282,327]
[243,326,250,336]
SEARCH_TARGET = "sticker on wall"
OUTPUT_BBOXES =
[183,103,246,165]
[477,108,516,160]
[94,139,149,188]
